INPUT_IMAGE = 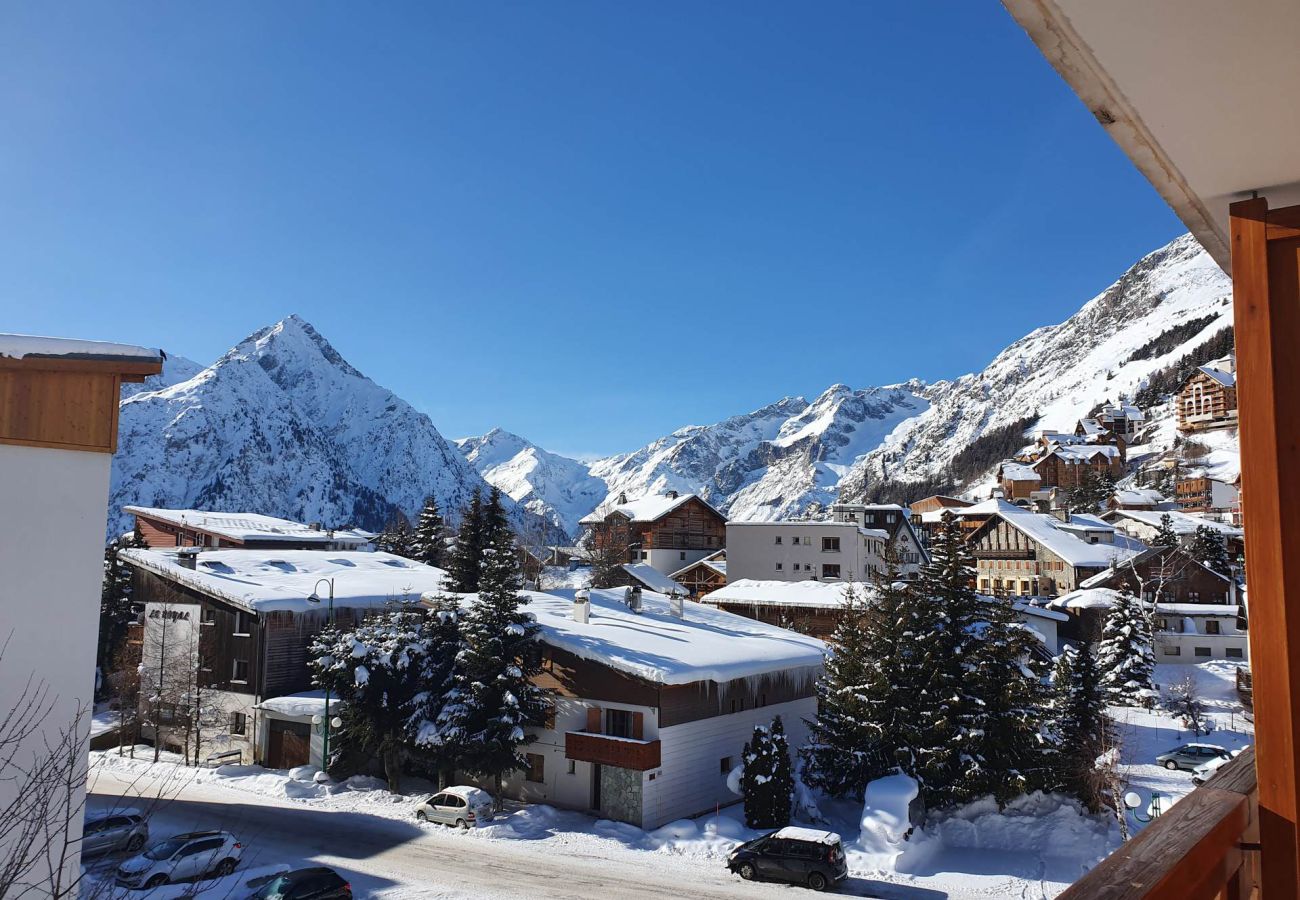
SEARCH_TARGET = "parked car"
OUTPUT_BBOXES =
[1193,747,1248,785]
[82,809,148,856]
[414,786,495,829]
[247,866,352,900]
[1156,743,1231,772]
[727,826,848,891]
[115,831,242,889]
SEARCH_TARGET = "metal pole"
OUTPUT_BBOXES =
[322,578,334,771]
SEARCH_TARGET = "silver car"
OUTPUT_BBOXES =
[414,786,495,829]
[1155,742,1230,772]
[115,830,242,890]
[82,810,149,856]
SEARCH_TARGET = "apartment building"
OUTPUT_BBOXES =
[725,520,889,584]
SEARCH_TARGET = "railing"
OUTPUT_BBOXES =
[565,731,661,771]
[972,548,1036,560]
[1059,748,1258,900]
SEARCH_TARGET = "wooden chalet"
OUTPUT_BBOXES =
[669,550,727,598]
[1178,356,1239,433]
[126,506,373,550]
[1031,442,1125,491]
[578,491,726,576]
[1176,476,1240,516]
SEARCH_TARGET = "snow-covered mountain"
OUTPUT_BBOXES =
[109,316,565,542]
[455,429,607,539]
[119,353,204,400]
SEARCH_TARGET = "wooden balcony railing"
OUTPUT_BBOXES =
[1059,748,1258,900]
[565,731,661,771]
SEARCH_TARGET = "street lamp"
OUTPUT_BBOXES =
[1123,789,1167,822]
[306,577,335,774]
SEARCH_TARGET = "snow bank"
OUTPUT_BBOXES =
[855,774,919,868]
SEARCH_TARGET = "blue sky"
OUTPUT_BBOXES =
[0,2,1183,458]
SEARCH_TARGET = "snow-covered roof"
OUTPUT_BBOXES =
[999,461,1041,482]
[706,578,868,609]
[124,506,375,546]
[1079,545,1234,590]
[771,827,840,845]
[0,333,162,364]
[1077,418,1106,436]
[1197,363,1237,388]
[579,493,720,525]
[1038,443,1123,464]
[462,588,826,686]
[1013,602,1069,623]
[120,548,447,614]
[1101,403,1145,422]
[1154,603,1240,616]
[1104,508,1243,537]
[988,501,1145,568]
[1048,587,1126,610]
[621,563,686,595]
[256,690,343,718]
[670,557,727,579]
[917,497,1002,524]
[1112,488,1170,507]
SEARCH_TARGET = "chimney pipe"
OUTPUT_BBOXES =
[626,585,642,613]
[669,591,684,619]
[665,489,679,500]
[573,589,591,625]
[177,546,201,570]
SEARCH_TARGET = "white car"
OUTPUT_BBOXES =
[115,830,242,890]
[414,786,495,829]
[1193,747,1247,785]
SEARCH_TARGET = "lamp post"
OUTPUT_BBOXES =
[307,577,335,772]
[1123,789,1167,822]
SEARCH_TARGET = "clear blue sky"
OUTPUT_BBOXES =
[0,2,1183,458]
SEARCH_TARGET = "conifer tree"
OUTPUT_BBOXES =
[406,595,465,785]
[98,525,148,669]
[1153,513,1180,547]
[1096,589,1156,705]
[435,518,547,802]
[1049,643,1116,812]
[376,516,416,558]
[411,495,448,568]
[1189,525,1233,576]
[446,488,484,592]
[742,717,793,828]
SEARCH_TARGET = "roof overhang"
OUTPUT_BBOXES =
[1002,0,1300,273]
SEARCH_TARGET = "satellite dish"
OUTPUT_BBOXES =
[1123,791,1143,810]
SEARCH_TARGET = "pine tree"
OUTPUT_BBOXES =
[446,488,485,592]
[1096,589,1156,705]
[98,525,148,670]
[411,496,448,568]
[406,595,465,785]
[1153,513,1180,547]
[742,717,793,828]
[1189,525,1233,576]
[376,516,416,559]
[434,518,547,802]
[1049,643,1116,812]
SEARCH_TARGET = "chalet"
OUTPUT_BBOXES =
[1079,403,1145,440]
[913,497,1001,547]
[725,520,890,584]
[1101,508,1245,560]
[1175,476,1240,516]
[703,578,1065,653]
[119,547,449,767]
[125,506,374,551]
[828,503,928,576]
[1177,355,1238,433]
[436,587,825,830]
[967,500,1146,597]
[997,460,1042,501]
[670,550,727,599]
[578,492,726,577]
[0,332,162,890]
[1107,488,1174,511]
[1031,442,1125,491]
[908,495,975,516]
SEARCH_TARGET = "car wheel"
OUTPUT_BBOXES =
[456,819,469,830]
[416,810,428,822]
[737,863,757,881]
[126,834,145,852]
[808,872,829,892]
[145,874,169,888]
[1165,760,1180,770]
[214,858,237,877]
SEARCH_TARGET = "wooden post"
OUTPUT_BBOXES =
[1230,196,1300,898]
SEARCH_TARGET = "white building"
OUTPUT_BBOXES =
[725,520,889,584]
[828,503,928,576]
[1101,508,1243,550]
[0,333,162,894]
[435,587,826,829]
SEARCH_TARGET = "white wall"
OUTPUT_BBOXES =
[0,444,113,893]
[1154,614,1248,663]
[727,523,884,584]
[644,548,710,576]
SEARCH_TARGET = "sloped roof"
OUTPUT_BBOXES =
[706,578,867,609]
[1196,364,1237,388]
[986,501,1145,568]
[1000,461,1041,482]
[621,563,686,594]
[1104,508,1243,538]
[579,493,721,526]
[125,506,374,545]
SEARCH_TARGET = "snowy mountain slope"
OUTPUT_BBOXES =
[837,233,1235,499]
[455,429,607,538]
[119,353,204,400]
[109,316,564,542]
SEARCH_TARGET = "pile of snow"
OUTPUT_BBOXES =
[855,774,919,868]
[706,578,869,609]
[0,333,160,361]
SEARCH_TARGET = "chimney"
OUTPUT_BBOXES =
[665,489,679,500]
[1050,507,1071,523]
[573,589,591,625]
[177,546,201,570]
[309,521,323,531]
[617,491,628,505]
[669,590,684,619]
[626,585,643,613]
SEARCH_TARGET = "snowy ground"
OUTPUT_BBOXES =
[85,662,1250,899]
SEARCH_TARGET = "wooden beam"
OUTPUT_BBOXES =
[1230,196,1300,898]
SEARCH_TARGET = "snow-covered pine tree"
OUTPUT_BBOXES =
[405,594,464,785]
[445,488,484,592]
[98,525,148,670]
[376,516,416,559]
[1189,525,1233,576]
[1096,589,1156,706]
[410,495,448,569]
[769,716,795,827]
[1049,643,1116,813]
[1153,513,1180,547]
[742,717,793,828]
[435,514,547,802]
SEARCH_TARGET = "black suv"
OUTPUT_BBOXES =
[248,867,352,900]
[727,827,848,891]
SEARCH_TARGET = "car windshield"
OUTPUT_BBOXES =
[250,875,293,898]
[144,838,187,860]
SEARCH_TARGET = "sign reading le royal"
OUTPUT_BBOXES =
[148,608,191,622]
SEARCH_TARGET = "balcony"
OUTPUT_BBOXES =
[1059,748,1257,899]
[565,731,661,771]
[972,548,1036,560]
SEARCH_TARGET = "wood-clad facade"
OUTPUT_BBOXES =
[1177,364,1238,433]
[586,494,727,575]
[968,515,1109,597]
[0,355,158,453]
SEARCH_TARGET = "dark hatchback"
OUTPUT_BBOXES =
[247,867,352,900]
[727,827,848,891]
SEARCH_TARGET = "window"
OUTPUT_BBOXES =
[1227,647,1244,659]
[775,562,783,572]
[231,658,249,683]
[233,610,252,635]
[1206,620,1221,635]
[720,756,732,775]
[202,608,217,625]
[1166,646,1182,656]
[229,711,246,735]
[885,513,897,523]
[821,536,841,552]
[526,753,545,783]
[1156,618,1169,631]
[804,564,812,571]
[774,536,783,545]
[980,579,990,592]
[1188,591,1200,601]
[567,760,576,775]
[790,536,800,546]
[821,564,841,579]
[680,551,686,561]
[606,708,634,738]
[1195,647,1212,657]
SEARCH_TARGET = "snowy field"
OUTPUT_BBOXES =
[85,662,1250,899]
